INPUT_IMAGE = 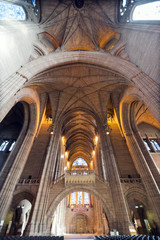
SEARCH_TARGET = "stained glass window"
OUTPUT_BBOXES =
[72,158,88,167]
[132,2,160,21]
[71,192,76,204]
[78,192,82,204]
[0,1,26,21]
[0,140,9,151]
[84,192,89,204]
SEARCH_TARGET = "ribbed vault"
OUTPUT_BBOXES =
[27,64,131,168]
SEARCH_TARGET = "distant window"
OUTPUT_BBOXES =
[72,158,88,167]
[84,192,89,204]
[70,192,90,206]
[9,141,16,151]
[119,0,160,23]
[143,139,151,152]
[0,1,26,21]
[150,139,160,152]
[132,1,160,21]
[71,192,76,204]
[0,140,9,151]
[78,192,82,204]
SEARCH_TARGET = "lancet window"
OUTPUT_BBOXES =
[0,140,9,151]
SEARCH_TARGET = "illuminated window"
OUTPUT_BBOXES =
[9,141,16,152]
[72,158,88,167]
[70,192,90,206]
[84,192,89,204]
[119,0,160,23]
[133,1,160,21]
[71,192,76,204]
[0,140,9,151]
[150,139,160,152]
[0,1,26,21]
[143,139,151,152]
[78,192,82,204]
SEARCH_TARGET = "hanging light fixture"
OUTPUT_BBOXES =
[104,108,113,135]
[104,122,112,135]
[47,122,56,135]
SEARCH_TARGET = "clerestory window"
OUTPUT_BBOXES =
[119,0,160,23]
[0,140,9,151]
[143,138,160,152]
[150,139,160,152]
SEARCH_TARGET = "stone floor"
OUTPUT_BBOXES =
[64,234,94,239]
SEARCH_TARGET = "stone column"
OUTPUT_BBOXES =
[26,125,61,236]
[96,143,104,180]
[99,125,131,234]
[121,103,160,227]
[130,103,160,189]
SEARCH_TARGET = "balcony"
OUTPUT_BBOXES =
[65,170,95,185]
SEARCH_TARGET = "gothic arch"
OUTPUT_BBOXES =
[47,181,115,229]
[2,52,159,123]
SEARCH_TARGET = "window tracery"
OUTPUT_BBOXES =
[72,158,88,167]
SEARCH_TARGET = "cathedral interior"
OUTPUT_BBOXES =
[0,0,160,237]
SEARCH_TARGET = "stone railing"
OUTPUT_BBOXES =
[18,179,40,185]
[65,170,95,184]
[65,170,95,176]
[120,178,141,184]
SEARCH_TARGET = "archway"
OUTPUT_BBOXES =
[50,190,110,236]
[1,191,34,237]
[128,199,152,235]
[0,102,25,173]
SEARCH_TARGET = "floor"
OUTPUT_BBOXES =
[64,234,94,239]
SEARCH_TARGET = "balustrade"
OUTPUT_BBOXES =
[18,179,40,185]
[120,178,141,184]
[65,170,95,184]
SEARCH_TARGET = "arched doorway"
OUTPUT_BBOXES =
[3,199,32,237]
[128,199,152,235]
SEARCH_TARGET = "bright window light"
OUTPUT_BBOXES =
[0,140,9,151]
[132,1,160,21]
[0,1,26,21]
[72,158,88,167]
[9,141,16,151]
